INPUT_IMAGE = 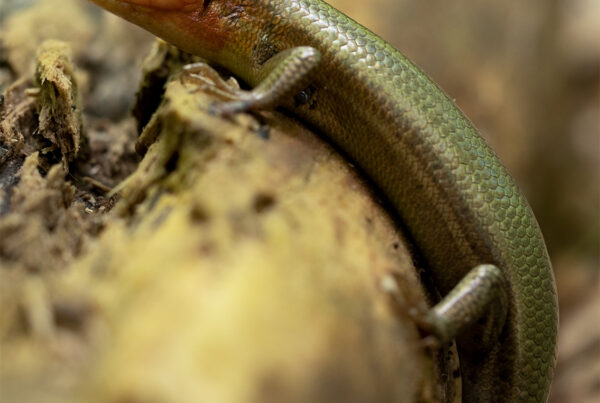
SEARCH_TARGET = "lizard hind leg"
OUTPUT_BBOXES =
[426,264,509,352]
[383,264,508,351]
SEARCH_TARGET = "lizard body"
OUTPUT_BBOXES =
[88,1,558,400]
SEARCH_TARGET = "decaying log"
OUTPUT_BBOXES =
[0,2,458,402]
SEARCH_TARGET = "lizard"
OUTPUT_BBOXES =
[86,0,558,401]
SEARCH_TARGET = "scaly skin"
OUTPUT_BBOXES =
[87,0,558,401]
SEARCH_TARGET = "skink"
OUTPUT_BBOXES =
[87,0,558,401]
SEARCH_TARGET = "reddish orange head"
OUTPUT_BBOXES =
[88,0,272,78]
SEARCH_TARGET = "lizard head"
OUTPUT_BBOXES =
[87,0,270,74]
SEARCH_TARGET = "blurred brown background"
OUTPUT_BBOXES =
[328,0,600,280]
[331,2,600,401]
[1,0,599,401]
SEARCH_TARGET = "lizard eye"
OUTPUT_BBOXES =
[123,1,203,10]
[203,0,212,9]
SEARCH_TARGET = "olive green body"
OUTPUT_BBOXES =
[89,0,558,401]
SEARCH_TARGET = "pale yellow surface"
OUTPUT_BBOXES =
[66,76,428,402]
[0,4,445,402]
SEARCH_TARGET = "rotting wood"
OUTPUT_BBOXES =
[0,3,457,402]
